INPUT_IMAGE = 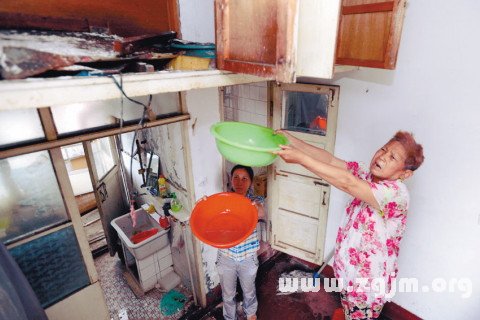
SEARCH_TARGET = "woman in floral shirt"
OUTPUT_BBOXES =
[274,131,424,320]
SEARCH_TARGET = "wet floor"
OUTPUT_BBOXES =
[255,254,341,320]
[196,253,394,320]
[198,253,341,320]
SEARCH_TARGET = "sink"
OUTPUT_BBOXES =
[111,209,169,260]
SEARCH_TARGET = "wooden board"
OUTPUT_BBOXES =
[215,0,298,83]
[335,0,406,69]
[0,0,179,37]
[75,192,97,215]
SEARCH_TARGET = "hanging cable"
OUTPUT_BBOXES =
[108,74,153,204]
[116,74,131,206]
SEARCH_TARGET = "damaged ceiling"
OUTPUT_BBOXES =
[0,1,182,80]
[0,30,179,80]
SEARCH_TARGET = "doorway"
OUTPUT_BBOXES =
[61,135,129,258]
[61,143,105,255]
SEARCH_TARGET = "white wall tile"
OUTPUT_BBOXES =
[255,100,267,116]
[250,85,259,100]
[259,86,267,101]
[245,98,255,114]
[238,110,251,123]
[232,108,239,121]
[251,114,267,127]
[237,97,245,111]
[223,96,231,108]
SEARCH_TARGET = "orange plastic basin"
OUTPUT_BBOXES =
[190,192,258,248]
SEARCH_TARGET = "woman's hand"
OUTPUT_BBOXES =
[275,129,300,147]
[252,200,266,220]
[272,144,308,165]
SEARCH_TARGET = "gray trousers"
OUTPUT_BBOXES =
[216,254,259,320]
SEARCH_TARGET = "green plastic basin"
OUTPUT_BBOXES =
[210,122,289,167]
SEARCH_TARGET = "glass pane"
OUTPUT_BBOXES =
[51,93,180,135]
[61,144,94,196]
[0,109,45,148]
[91,137,115,179]
[283,91,329,136]
[9,226,90,308]
[0,151,69,244]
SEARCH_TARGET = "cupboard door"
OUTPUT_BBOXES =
[335,0,407,69]
[270,174,330,264]
[295,0,342,79]
[215,0,298,83]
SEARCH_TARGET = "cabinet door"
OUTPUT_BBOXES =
[335,0,407,69]
[268,83,339,264]
[270,173,330,264]
[295,0,342,79]
[215,0,298,83]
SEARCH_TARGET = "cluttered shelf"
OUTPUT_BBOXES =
[0,29,266,110]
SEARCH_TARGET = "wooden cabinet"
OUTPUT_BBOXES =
[215,0,406,82]
[0,0,179,36]
[268,83,339,264]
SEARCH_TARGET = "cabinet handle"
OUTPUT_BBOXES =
[322,191,327,205]
[275,170,288,179]
[314,181,328,187]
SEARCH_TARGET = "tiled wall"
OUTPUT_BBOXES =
[222,81,270,180]
[223,82,268,126]
[223,82,270,242]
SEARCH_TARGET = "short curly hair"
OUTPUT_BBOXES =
[389,131,425,171]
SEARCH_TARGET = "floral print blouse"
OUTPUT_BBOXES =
[333,161,410,307]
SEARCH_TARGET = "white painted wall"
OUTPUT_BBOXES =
[178,0,215,43]
[318,1,480,318]
[183,88,224,291]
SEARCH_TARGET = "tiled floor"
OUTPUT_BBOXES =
[94,252,193,320]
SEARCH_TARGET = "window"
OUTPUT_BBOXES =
[0,109,44,148]
[0,151,69,244]
[283,91,329,136]
[51,93,181,135]
[9,226,90,308]
[91,137,116,180]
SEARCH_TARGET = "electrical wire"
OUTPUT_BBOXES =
[108,74,153,204]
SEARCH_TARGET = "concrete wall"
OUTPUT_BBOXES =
[182,88,224,293]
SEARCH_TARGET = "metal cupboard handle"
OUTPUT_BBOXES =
[313,180,328,187]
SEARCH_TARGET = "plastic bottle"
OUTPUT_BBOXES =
[159,214,170,229]
[170,193,183,212]
[158,175,168,198]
